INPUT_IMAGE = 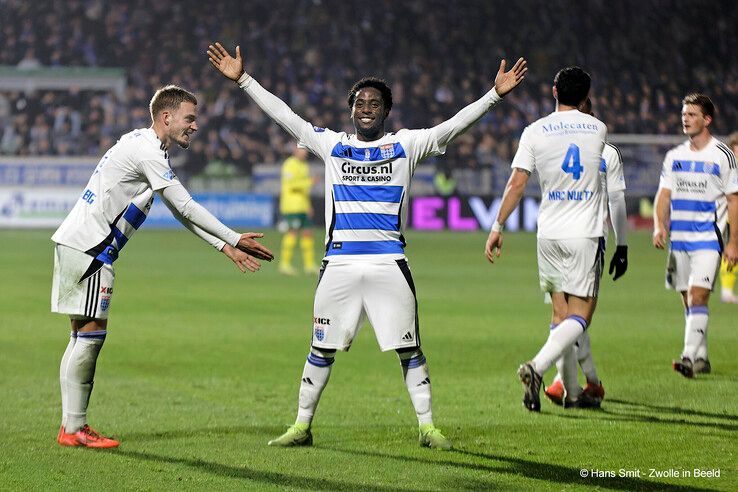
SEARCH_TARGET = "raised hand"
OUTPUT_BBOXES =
[236,232,274,261]
[207,42,244,81]
[494,57,527,97]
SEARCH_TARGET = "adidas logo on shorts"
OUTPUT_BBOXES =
[402,332,413,341]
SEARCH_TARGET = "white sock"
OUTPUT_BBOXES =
[59,331,77,428]
[399,350,433,425]
[684,306,708,361]
[296,349,334,425]
[556,346,580,401]
[575,330,599,384]
[532,316,587,375]
[65,330,106,432]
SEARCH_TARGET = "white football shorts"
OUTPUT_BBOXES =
[665,249,720,291]
[537,237,604,298]
[51,244,115,320]
[311,259,419,352]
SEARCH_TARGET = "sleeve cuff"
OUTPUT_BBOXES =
[237,72,252,89]
[226,230,241,247]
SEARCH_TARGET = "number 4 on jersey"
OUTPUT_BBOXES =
[561,144,583,180]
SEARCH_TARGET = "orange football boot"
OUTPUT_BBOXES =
[543,379,565,406]
[57,424,119,448]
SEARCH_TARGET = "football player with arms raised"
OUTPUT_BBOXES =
[208,42,526,449]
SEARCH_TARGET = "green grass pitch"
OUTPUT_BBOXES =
[0,229,735,491]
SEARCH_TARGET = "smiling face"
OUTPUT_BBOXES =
[166,101,198,149]
[351,87,387,141]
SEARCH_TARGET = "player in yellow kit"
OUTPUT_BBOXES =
[279,146,318,275]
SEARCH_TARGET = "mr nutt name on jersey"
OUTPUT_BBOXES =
[547,190,594,201]
[341,161,393,182]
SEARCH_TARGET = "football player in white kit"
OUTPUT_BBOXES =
[52,85,274,448]
[484,67,607,412]
[653,94,738,378]
[207,42,526,448]
[544,98,628,408]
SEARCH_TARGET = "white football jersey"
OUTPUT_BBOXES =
[512,110,607,239]
[52,128,179,264]
[659,137,738,252]
[298,127,445,262]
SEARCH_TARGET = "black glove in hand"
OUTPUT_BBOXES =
[608,245,628,281]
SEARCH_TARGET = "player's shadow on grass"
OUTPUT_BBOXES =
[111,449,429,492]
[549,401,738,432]
[325,447,718,492]
[120,425,282,442]
[607,398,738,422]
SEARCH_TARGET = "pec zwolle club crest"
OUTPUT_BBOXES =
[314,326,325,341]
[380,144,395,159]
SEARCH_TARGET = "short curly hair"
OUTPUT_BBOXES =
[347,77,393,112]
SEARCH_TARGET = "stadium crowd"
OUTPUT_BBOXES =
[1,0,737,181]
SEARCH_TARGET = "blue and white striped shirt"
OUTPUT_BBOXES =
[659,137,738,252]
[239,75,503,262]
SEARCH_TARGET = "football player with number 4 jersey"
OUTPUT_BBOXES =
[208,42,526,449]
[51,85,273,448]
[485,67,607,412]
[653,94,738,378]
[545,97,629,408]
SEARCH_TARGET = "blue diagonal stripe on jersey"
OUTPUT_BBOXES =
[671,160,721,176]
[669,220,716,232]
[334,213,399,231]
[333,185,403,203]
[123,203,147,229]
[326,240,404,255]
[112,225,129,249]
[95,246,118,264]
[671,240,721,252]
[330,142,406,161]
[671,200,716,212]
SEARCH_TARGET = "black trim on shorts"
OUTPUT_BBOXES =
[397,191,407,248]
[714,222,724,253]
[85,270,100,318]
[325,192,337,253]
[395,259,420,347]
[316,260,329,288]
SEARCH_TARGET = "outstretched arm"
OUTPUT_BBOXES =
[160,197,263,272]
[430,58,527,150]
[485,168,530,264]
[207,42,312,143]
[159,184,274,261]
